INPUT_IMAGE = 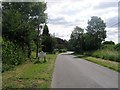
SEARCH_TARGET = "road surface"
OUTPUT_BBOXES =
[51,52,118,88]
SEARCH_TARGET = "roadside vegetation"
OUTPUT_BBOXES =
[2,2,67,89]
[68,16,119,72]
[2,1,119,89]
[83,57,119,72]
[73,43,120,72]
[74,53,119,72]
[92,44,119,62]
[2,2,67,73]
[2,54,57,88]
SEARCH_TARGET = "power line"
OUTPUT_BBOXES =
[108,22,120,28]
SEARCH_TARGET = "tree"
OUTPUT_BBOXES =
[69,26,84,53]
[55,37,68,49]
[2,1,47,71]
[2,2,47,58]
[42,24,55,53]
[42,24,50,36]
[82,33,100,51]
[86,16,106,50]
[103,41,115,45]
[42,36,55,53]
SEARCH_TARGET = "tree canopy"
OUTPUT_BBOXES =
[86,16,106,41]
[2,2,47,69]
[69,26,84,53]
[69,16,107,52]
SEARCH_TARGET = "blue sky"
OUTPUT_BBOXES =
[45,0,119,44]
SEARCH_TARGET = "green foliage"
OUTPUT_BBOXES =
[83,57,119,72]
[103,41,115,45]
[85,16,106,50]
[43,24,49,36]
[2,2,47,59]
[2,64,14,73]
[41,24,56,53]
[100,44,115,50]
[114,43,120,51]
[42,36,56,53]
[59,49,67,53]
[69,26,84,53]
[55,37,68,50]
[2,39,27,72]
[69,16,106,52]
[82,33,101,51]
[92,48,119,62]
[86,16,106,41]
[2,2,47,72]
[2,54,57,88]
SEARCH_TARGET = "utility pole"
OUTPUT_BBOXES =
[36,22,40,58]
[36,4,40,58]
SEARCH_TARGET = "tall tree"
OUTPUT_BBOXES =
[86,16,106,41]
[69,26,84,53]
[2,2,47,58]
[42,24,55,53]
[42,24,49,36]
[86,16,106,50]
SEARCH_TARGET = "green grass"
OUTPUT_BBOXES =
[73,53,119,72]
[83,56,119,72]
[92,49,119,62]
[2,54,57,88]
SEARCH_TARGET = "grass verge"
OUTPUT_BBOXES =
[73,53,119,72]
[2,54,57,88]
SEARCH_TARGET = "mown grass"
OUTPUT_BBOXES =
[78,55,120,72]
[2,53,57,88]
[73,53,119,72]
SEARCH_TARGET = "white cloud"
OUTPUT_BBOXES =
[45,0,119,43]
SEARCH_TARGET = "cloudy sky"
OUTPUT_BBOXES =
[45,0,119,44]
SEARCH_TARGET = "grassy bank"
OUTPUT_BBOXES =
[83,57,119,72]
[74,54,119,72]
[92,45,119,62]
[92,49,119,62]
[2,54,57,88]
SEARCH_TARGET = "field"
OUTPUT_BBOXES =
[2,54,57,88]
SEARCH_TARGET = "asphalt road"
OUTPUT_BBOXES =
[51,52,118,88]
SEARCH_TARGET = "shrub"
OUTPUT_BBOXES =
[114,43,120,51]
[2,64,15,73]
[61,49,67,52]
[100,44,115,50]
[102,41,115,45]
[58,49,67,53]
[2,39,27,72]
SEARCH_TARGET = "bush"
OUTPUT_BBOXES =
[102,41,115,45]
[2,39,27,72]
[100,44,115,50]
[114,43,120,51]
[61,49,67,52]
[2,64,15,73]
[59,49,67,53]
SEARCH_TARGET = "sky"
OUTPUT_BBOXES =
[45,0,119,44]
